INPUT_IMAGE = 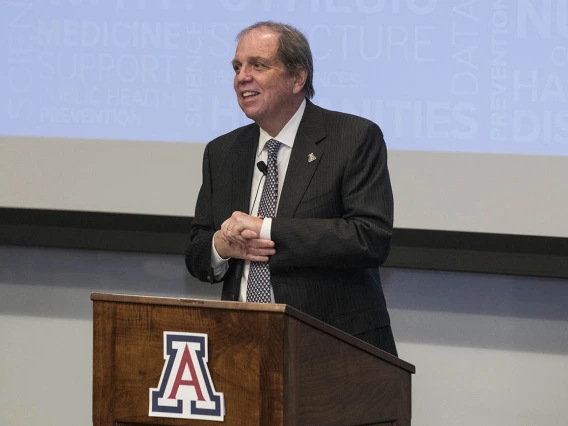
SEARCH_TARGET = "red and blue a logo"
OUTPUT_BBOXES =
[149,332,225,421]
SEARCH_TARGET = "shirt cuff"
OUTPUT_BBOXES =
[211,231,229,278]
[260,218,272,240]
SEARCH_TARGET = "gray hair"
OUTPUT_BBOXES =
[237,21,315,99]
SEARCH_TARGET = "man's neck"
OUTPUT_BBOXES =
[260,96,305,137]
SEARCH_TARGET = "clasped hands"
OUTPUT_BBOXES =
[214,211,276,262]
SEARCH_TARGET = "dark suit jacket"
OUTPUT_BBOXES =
[186,100,394,341]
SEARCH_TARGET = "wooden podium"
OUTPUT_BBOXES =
[92,293,415,426]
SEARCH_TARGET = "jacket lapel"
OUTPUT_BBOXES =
[277,101,326,218]
[231,124,259,214]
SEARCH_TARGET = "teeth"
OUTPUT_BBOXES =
[243,92,258,97]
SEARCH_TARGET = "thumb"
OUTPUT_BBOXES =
[241,229,259,239]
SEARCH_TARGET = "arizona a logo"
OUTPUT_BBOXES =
[149,332,225,421]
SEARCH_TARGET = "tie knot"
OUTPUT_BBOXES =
[266,139,281,157]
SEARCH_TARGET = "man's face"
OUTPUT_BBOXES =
[232,28,301,134]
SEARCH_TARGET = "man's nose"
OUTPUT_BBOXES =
[236,65,253,83]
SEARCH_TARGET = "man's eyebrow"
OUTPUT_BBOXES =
[231,56,275,68]
[248,56,273,64]
[232,56,274,65]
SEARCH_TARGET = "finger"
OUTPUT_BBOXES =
[241,229,260,239]
[221,219,234,237]
[247,238,275,248]
[252,248,276,256]
[226,220,248,240]
[218,228,248,250]
[246,242,276,257]
[228,227,242,239]
[245,254,270,262]
[232,212,262,236]
[223,221,238,239]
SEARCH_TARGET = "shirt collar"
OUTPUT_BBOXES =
[257,99,306,157]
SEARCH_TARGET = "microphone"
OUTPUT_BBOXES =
[250,161,268,215]
[257,161,267,176]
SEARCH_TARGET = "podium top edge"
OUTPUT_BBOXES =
[90,292,290,313]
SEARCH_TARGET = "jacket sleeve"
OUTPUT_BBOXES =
[185,144,222,284]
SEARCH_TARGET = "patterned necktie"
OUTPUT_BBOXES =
[247,139,281,303]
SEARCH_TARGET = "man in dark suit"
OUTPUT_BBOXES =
[185,21,397,356]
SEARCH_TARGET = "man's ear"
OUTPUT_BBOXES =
[292,69,308,94]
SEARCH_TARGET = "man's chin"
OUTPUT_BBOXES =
[240,106,260,122]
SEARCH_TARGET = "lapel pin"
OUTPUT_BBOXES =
[308,153,316,163]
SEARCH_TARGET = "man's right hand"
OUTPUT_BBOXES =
[214,230,275,262]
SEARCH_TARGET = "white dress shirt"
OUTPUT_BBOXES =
[210,99,307,302]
